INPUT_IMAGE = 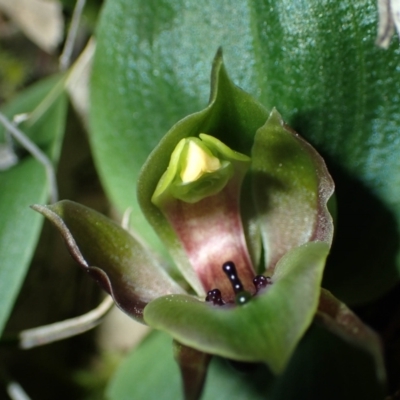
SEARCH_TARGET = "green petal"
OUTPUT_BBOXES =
[251,109,334,272]
[144,241,329,374]
[137,50,268,295]
[32,200,185,322]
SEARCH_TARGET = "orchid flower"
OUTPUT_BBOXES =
[32,50,385,397]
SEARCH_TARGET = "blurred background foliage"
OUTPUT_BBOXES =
[1,0,400,399]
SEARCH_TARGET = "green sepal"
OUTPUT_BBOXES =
[144,241,329,374]
[32,200,185,322]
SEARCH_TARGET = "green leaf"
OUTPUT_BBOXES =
[106,331,181,400]
[91,0,400,304]
[144,242,329,374]
[0,76,67,335]
[32,200,185,322]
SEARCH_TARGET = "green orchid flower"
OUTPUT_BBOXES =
[32,50,385,397]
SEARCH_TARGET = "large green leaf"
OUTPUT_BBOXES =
[106,331,181,400]
[90,0,400,304]
[0,76,67,335]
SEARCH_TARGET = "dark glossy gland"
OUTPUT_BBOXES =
[222,261,244,294]
[253,275,272,291]
[235,291,252,306]
[205,288,224,305]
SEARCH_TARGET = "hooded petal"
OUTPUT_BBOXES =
[251,109,335,273]
[32,200,185,322]
[137,49,269,296]
[152,134,255,301]
[144,241,329,374]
